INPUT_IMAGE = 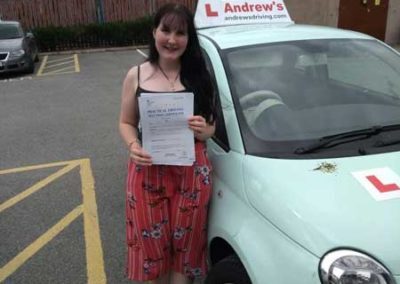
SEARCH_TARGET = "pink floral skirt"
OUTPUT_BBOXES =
[125,142,212,281]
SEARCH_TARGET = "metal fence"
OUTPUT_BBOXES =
[0,0,198,29]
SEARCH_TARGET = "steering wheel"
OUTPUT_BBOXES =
[240,90,283,109]
[241,90,285,127]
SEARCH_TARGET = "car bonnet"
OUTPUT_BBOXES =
[0,38,23,52]
[243,151,400,275]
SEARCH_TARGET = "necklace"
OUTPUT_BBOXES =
[158,65,180,91]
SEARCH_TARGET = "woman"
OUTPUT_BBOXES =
[119,3,216,284]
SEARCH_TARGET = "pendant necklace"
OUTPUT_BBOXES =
[158,65,180,91]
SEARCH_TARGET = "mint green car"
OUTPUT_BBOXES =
[198,23,400,284]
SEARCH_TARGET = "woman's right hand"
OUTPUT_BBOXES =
[129,142,152,166]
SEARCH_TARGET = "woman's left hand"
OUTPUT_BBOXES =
[188,115,215,141]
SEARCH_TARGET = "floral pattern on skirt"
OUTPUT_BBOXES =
[125,142,212,281]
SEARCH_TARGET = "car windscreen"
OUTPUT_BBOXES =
[223,39,400,157]
[0,24,23,39]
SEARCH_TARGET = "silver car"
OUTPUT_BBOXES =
[0,20,39,74]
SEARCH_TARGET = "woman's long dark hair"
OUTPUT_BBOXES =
[148,3,216,123]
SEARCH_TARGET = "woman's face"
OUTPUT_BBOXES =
[153,16,189,62]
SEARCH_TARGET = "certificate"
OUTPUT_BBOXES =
[138,92,195,166]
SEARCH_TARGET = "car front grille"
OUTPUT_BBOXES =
[0,52,9,60]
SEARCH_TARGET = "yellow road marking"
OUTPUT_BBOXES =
[0,159,106,283]
[80,159,106,284]
[0,206,83,283]
[45,60,75,69]
[46,56,75,64]
[0,161,79,213]
[40,66,76,76]
[0,159,81,174]
[39,70,78,76]
[36,54,80,77]
[36,55,48,76]
[74,54,80,72]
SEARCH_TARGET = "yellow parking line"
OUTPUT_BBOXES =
[36,55,48,76]
[0,159,106,283]
[40,71,78,76]
[0,161,79,213]
[46,56,75,64]
[36,54,79,77]
[0,205,83,283]
[74,54,80,72]
[80,159,106,284]
[45,60,75,69]
[41,66,76,75]
[0,160,80,175]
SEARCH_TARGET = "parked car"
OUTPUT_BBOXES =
[0,20,39,74]
[196,2,400,284]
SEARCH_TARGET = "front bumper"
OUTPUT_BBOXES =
[0,53,31,73]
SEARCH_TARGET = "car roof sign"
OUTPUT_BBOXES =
[195,0,293,29]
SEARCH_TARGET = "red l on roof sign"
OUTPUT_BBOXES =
[195,0,293,29]
[352,167,400,201]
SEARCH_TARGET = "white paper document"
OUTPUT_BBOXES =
[138,92,195,166]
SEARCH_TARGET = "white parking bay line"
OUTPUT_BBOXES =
[137,49,148,58]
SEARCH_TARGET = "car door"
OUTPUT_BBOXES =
[199,35,250,238]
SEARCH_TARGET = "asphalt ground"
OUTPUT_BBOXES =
[0,49,148,284]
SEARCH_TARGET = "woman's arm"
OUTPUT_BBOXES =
[119,66,152,165]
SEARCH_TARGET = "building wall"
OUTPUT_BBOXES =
[284,0,339,27]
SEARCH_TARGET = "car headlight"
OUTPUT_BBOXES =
[9,49,25,58]
[320,250,393,284]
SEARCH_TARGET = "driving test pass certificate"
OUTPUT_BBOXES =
[138,92,195,166]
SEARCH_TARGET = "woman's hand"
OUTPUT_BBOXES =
[188,115,215,141]
[129,142,152,166]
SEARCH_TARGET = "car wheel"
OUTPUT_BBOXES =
[26,57,35,74]
[34,54,39,62]
[205,254,251,284]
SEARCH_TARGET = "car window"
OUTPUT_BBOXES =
[223,39,400,155]
[0,24,24,39]
[201,48,230,152]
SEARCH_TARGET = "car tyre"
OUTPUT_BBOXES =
[34,53,39,62]
[26,57,35,74]
[205,254,251,284]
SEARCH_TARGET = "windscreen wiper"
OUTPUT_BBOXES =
[374,138,400,147]
[294,125,400,154]
[373,124,400,147]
